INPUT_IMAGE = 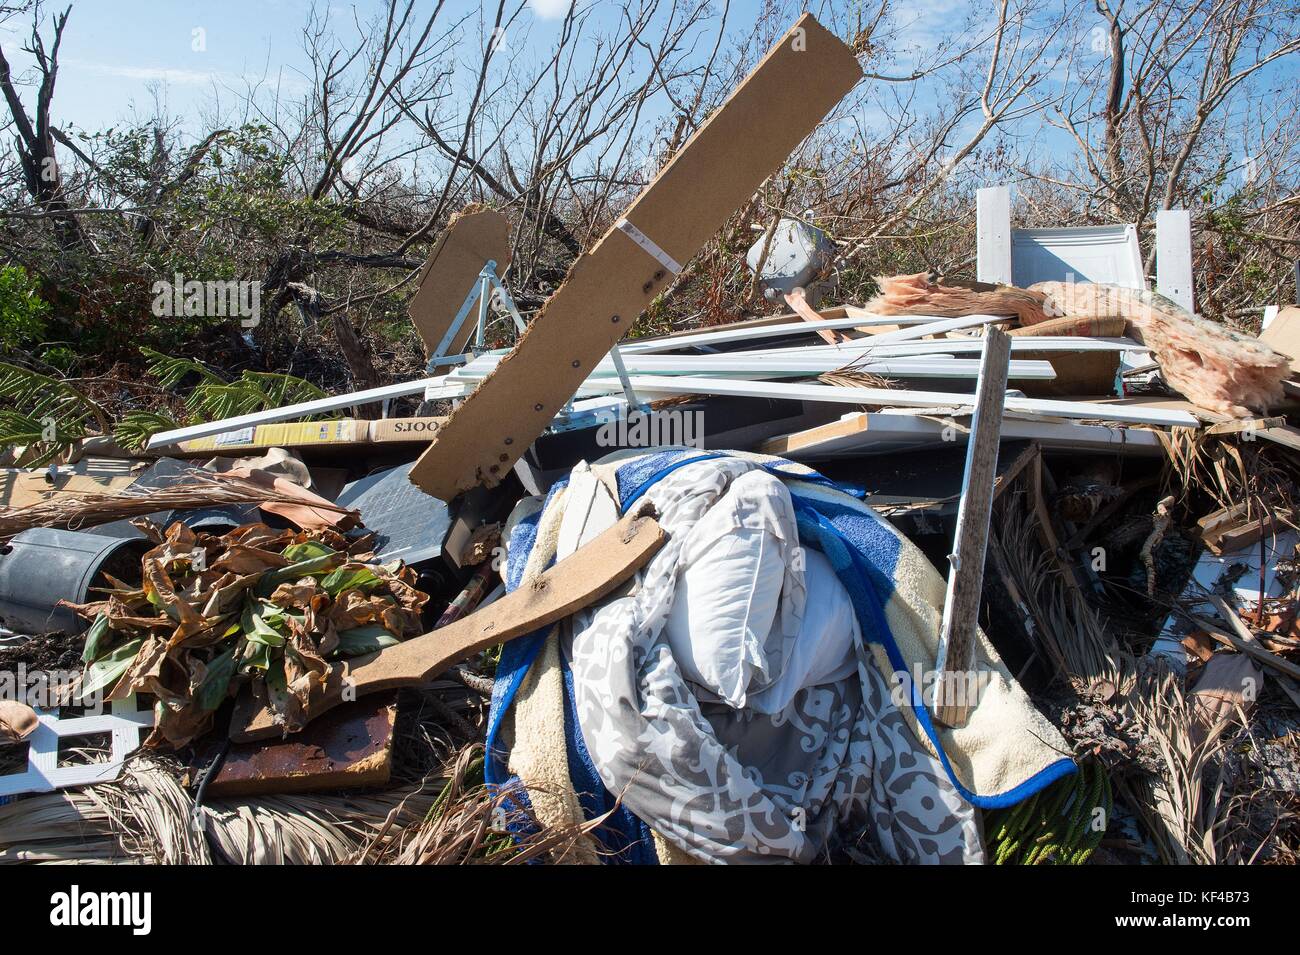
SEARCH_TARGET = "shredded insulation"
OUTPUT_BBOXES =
[1031,281,1290,417]
[865,272,1050,325]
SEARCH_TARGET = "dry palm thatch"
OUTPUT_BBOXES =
[0,756,207,863]
[0,472,351,540]
[1114,668,1240,865]
[354,743,615,865]
[988,482,1261,864]
[0,754,449,865]
[990,488,1124,690]
[817,368,896,392]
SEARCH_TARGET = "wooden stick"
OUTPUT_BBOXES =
[784,288,843,345]
[1202,597,1300,681]
[229,506,667,742]
[933,327,1012,727]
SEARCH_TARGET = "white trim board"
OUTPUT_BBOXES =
[146,375,455,449]
[622,312,1010,355]
[623,314,950,353]
[613,375,1200,427]
[759,410,1166,458]
[753,337,1142,359]
[445,355,1061,382]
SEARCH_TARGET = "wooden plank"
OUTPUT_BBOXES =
[933,328,1012,727]
[408,14,863,499]
[408,206,512,358]
[229,506,667,741]
[1155,209,1195,313]
[1258,424,1300,453]
[784,287,843,344]
[976,185,1012,285]
[757,409,1167,458]
[1199,502,1293,556]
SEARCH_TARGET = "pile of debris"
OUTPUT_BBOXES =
[2,13,1300,866]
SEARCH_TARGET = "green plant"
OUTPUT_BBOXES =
[111,347,328,450]
[0,265,51,349]
[0,362,109,465]
[985,760,1113,865]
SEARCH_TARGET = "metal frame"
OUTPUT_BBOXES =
[427,260,528,369]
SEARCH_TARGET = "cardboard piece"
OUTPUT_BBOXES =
[0,458,144,510]
[173,417,448,456]
[1259,305,1300,375]
[408,205,513,358]
[367,417,445,443]
[408,14,863,499]
[176,420,362,456]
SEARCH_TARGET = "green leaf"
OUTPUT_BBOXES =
[280,540,337,562]
[194,644,239,712]
[321,565,382,598]
[81,614,111,664]
[240,599,287,647]
[240,641,274,673]
[332,625,400,658]
[78,637,144,701]
[113,410,181,451]
[258,553,342,593]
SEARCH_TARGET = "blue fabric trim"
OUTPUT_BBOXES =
[791,497,1075,808]
[618,450,725,508]
[485,477,569,786]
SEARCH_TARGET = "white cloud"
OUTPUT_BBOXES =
[66,59,219,86]
[529,0,572,21]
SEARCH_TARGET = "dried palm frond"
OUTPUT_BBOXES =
[817,368,896,391]
[83,755,212,863]
[1115,668,1237,865]
[356,744,613,865]
[990,488,1124,689]
[0,754,449,865]
[0,473,348,540]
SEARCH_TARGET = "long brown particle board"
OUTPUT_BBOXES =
[408,205,512,358]
[408,14,863,499]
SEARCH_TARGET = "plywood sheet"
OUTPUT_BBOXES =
[409,14,862,499]
[408,205,512,358]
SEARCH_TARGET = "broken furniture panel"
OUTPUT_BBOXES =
[408,206,513,359]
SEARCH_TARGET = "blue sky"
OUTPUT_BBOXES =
[0,0,608,131]
[1,0,1290,202]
